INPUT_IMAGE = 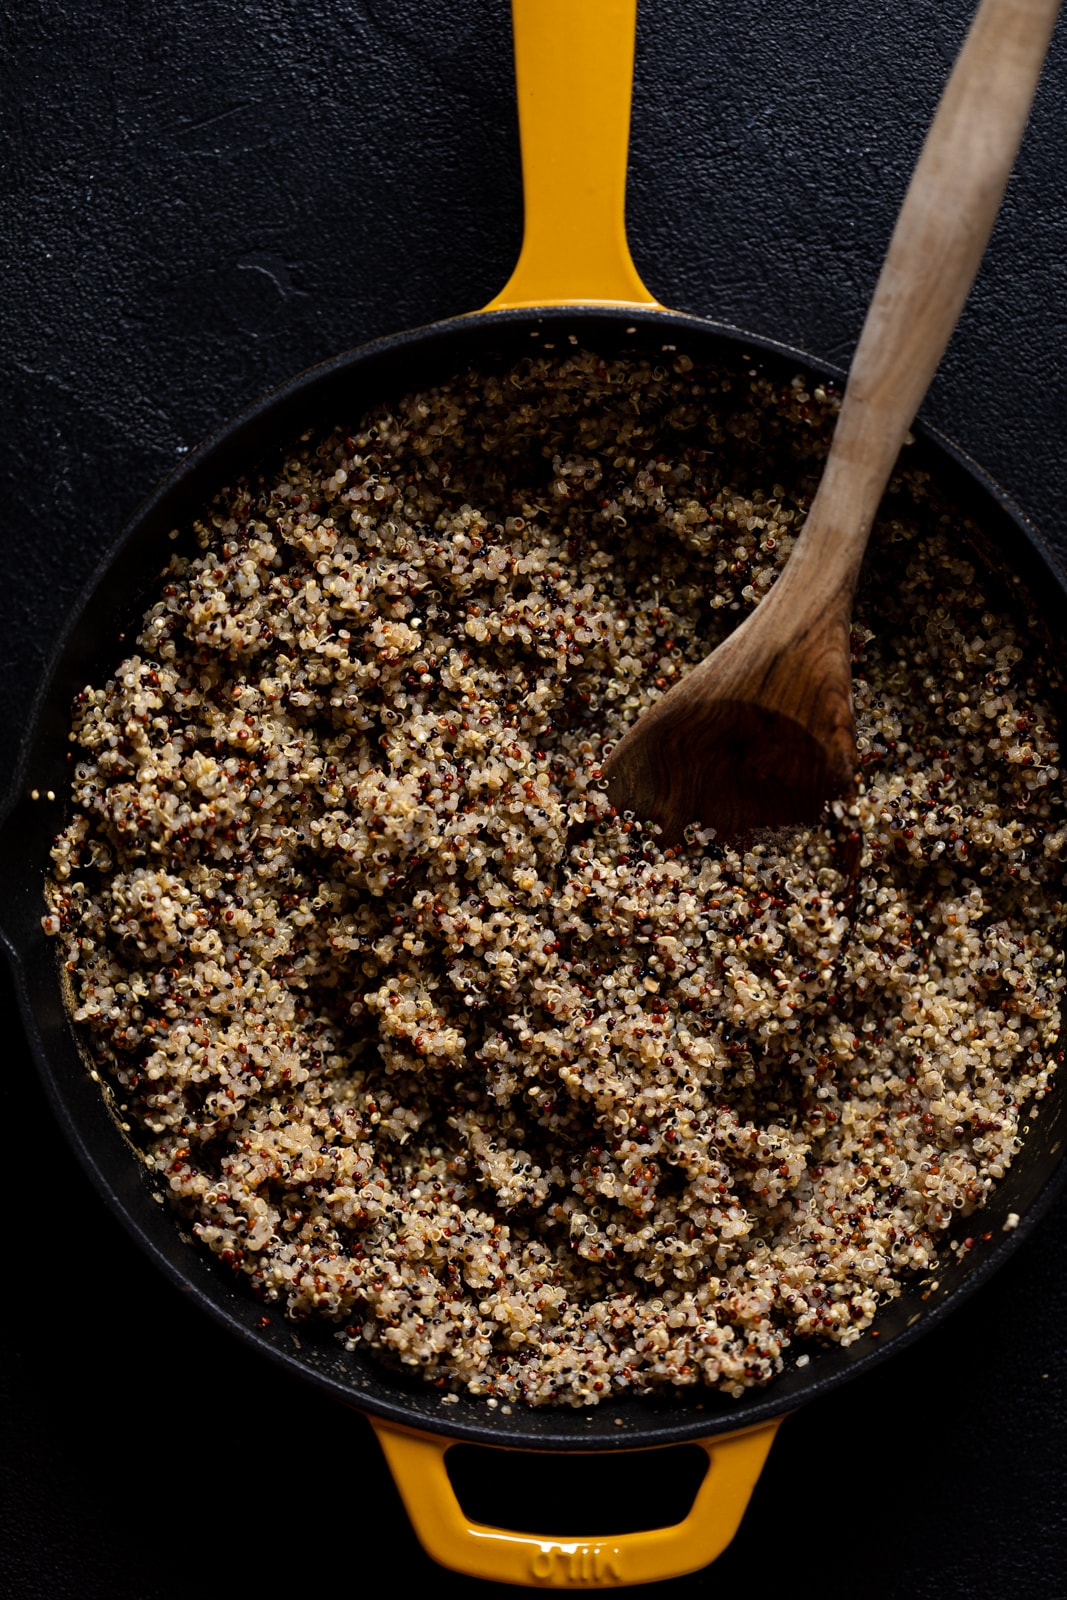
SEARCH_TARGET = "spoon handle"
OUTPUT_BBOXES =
[793,0,1061,587]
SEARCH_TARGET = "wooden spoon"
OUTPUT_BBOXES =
[603,0,1061,848]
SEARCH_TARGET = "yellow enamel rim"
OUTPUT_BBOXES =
[371,1415,785,1588]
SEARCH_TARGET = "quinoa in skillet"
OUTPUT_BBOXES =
[43,347,1066,1406]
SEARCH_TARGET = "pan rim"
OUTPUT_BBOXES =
[4,301,1066,1451]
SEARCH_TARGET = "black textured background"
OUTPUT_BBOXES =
[3,2,1066,1595]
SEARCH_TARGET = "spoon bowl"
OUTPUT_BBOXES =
[602,568,856,847]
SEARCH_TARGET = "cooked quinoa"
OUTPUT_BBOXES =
[44,346,1066,1406]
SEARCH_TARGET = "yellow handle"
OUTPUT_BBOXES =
[485,0,662,310]
[370,1415,784,1587]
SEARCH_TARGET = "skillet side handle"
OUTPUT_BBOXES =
[369,1415,783,1587]
[485,0,662,311]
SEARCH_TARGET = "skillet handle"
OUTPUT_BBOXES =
[369,1414,783,1587]
[485,0,662,310]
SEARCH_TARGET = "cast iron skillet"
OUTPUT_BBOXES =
[2,0,1066,1586]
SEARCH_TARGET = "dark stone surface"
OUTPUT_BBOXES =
[3,1,1065,1593]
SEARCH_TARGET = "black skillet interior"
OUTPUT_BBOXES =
[3,305,1066,1454]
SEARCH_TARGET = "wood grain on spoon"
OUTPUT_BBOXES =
[604,0,1062,848]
